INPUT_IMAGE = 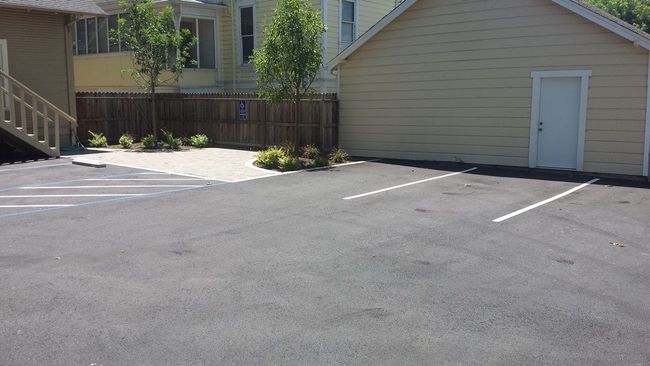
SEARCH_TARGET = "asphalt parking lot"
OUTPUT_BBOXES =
[1,159,649,365]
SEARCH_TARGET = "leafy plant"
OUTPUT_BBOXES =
[118,134,134,148]
[312,154,329,167]
[141,134,157,148]
[161,129,182,150]
[328,147,349,164]
[302,144,320,159]
[278,155,301,171]
[251,0,326,154]
[87,131,108,148]
[585,0,650,32]
[114,0,196,139]
[256,146,287,169]
[190,134,209,148]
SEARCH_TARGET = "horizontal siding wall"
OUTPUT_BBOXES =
[0,8,73,143]
[0,9,70,113]
[338,0,648,175]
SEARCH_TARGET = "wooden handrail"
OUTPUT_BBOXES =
[0,69,76,127]
[0,69,76,157]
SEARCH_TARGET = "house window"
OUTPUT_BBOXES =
[341,0,356,45]
[73,14,133,55]
[198,19,216,69]
[180,17,216,69]
[180,19,198,68]
[239,6,254,64]
[97,16,109,53]
[75,20,87,55]
[108,14,120,52]
[86,17,97,54]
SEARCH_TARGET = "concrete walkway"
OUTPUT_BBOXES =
[64,147,277,182]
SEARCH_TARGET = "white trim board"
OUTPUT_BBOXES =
[327,0,650,72]
[528,70,591,171]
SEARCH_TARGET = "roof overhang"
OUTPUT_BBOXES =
[327,0,650,72]
[0,2,106,16]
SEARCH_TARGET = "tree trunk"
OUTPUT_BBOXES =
[150,83,158,139]
[293,91,301,156]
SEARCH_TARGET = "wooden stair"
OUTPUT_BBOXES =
[0,70,77,158]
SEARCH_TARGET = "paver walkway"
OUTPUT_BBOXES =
[64,147,277,182]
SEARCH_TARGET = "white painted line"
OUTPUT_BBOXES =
[0,204,74,208]
[0,194,145,198]
[492,178,600,223]
[84,178,206,181]
[0,163,69,172]
[19,185,204,190]
[343,167,478,200]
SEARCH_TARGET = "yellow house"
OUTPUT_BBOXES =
[74,0,397,93]
[328,0,650,177]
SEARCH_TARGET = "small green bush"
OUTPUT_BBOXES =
[87,131,108,148]
[161,129,182,150]
[190,134,209,148]
[118,134,134,149]
[142,134,157,149]
[328,147,349,164]
[281,141,296,156]
[302,144,320,159]
[313,154,329,167]
[256,146,287,169]
[278,155,301,171]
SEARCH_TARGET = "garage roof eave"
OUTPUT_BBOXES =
[327,0,650,72]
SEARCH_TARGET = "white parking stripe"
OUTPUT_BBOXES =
[84,178,206,181]
[0,204,74,208]
[0,163,69,172]
[0,194,145,198]
[343,167,478,200]
[492,178,600,223]
[19,185,204,189]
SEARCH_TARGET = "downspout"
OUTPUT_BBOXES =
[231,0,237,91]
[64,15,80,145]
[320,0,328,94]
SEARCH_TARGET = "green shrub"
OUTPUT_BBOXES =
[190,134,209,148]
[118,134,134,149]
[142,134,157,149]
[87,131,108,148]
[313,154,329,167]
[302,144,320,159]
[278,155,301,171]
[161,129,182,150]
[328,147,349,164]
[256,146,287,169]
[281,141,296,156]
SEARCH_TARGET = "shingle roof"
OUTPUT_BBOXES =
[0,0,106,15]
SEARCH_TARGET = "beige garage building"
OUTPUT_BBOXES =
[328,0,650,177]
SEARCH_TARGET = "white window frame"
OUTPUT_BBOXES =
[237,0,256,66]
[528,70,592,171]
[181,16,219,70]
[338,0,358,50]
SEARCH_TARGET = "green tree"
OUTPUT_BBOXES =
[252,0,326,154]
[585,0,650,32]
[114,0,196,138]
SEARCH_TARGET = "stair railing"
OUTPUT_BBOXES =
[0,69,77,155]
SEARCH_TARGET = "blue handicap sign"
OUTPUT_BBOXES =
[239,100,247,120]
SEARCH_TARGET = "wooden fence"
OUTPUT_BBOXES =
[75,92,338,150]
